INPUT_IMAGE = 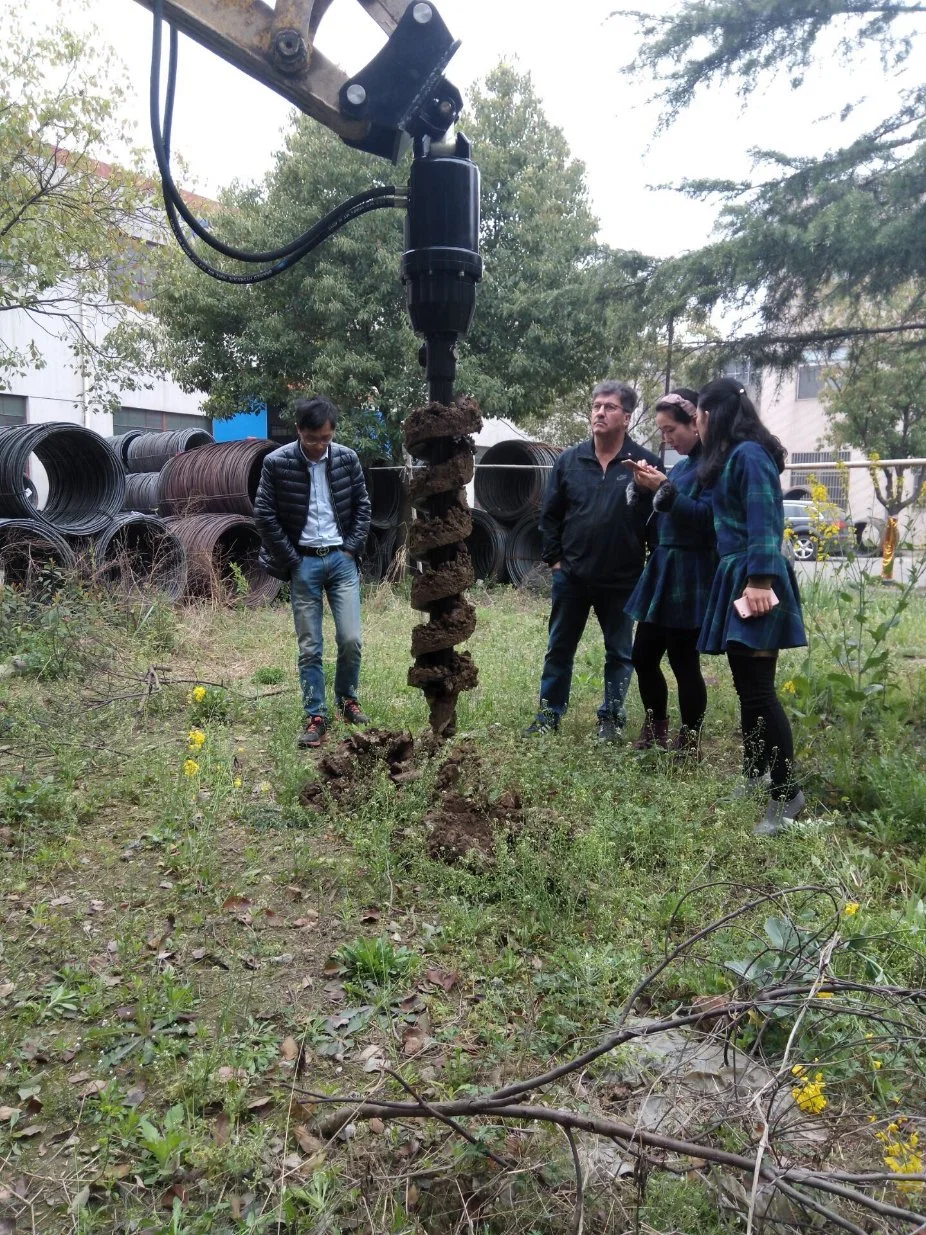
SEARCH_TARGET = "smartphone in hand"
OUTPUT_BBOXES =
[734,591,780,619]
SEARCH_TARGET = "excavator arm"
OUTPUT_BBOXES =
[132,0,463,160]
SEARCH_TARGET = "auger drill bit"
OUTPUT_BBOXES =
[399,132,482,737]
[404,397,482,736]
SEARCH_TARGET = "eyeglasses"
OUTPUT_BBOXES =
[591,401,627,414]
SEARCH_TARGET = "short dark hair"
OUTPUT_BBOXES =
[592,380,637,414]
[294,396,339,432]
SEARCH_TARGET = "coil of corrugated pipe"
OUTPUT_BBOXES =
[158,440,276,517]
[0,518,77,587]
[0,423,125,535]
[164,514,280,606]
[125,427,214,474]
[466,508,509,582]
[123,473,162,514]
[107,430,145,467]
[473,440,561,523]
[90,513,188,601]
[505,513,550,589]
[364,461,404,530]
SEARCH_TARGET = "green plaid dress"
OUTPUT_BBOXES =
[698,441,807,654]
[625,452,717,629]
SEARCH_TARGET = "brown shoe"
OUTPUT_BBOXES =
[632,717,670,750]
[298,715,328,749]
[339,699,370,726]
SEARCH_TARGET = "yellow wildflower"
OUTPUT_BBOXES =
[183,758,200,777]
[189,685,207,704]
[233,777,243,789]
[259,781,272,794]
[843,901,860,916]
[792,1074,827,1115]
[188,728,206,751]
[791,1064,807,1077]
[877,1121,924,1194]
[872,1059,883,1070]
[782,680,797,694]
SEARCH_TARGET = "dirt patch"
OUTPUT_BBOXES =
[299,732,522,864]
[299,729,417,808]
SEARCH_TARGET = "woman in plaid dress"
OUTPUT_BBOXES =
[625,390,717,755]
[695,378,807,835]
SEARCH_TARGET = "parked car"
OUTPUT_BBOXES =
[782,500,859,561]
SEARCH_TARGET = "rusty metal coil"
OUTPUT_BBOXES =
[163,514,281,606]
[474,440,562,523]
[125,428,213,474]
[124,473,162,514]
[402,397,482,736]
[0,423,125,535]
[107,430,144,467]
[0,518,76,587]
[504,513,550,589]
[90,513,188,601]
[467,509,509,583]
[158,439,276,517]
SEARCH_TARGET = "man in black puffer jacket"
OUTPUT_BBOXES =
[254,396,372,749]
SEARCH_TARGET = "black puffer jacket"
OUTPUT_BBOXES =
[253,441,371,580]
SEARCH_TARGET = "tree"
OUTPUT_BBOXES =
[0,8,164,407]
[154,63,613,444]
[618,0,926,366]
[454,65,609,418]
[819,292,926,521]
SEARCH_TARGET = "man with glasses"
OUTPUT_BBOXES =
[524,380,660,742]
[254,396,372,749]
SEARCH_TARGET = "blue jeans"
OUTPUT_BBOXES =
[290,550,362,718]
[537,569,635,725]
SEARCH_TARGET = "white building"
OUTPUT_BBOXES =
[737,361,926,545]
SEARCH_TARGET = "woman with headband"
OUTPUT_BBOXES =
[623,388,717,757]
[694,377,807,835]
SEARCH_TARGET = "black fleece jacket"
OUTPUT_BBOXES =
[253,441,371,580]
[539,436,660,589]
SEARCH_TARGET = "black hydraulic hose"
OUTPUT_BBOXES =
[149,5,403,285]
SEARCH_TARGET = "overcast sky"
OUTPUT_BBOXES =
[25,0,925,259]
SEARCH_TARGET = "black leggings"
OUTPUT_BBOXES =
[631,623,707,731]
[727,650,798,800]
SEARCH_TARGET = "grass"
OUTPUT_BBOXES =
[0,570,925,1232]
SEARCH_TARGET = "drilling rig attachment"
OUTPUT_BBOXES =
[405,396,482,737]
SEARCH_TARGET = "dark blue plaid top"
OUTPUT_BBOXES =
[698,441,807,653]
[625,452,717,629]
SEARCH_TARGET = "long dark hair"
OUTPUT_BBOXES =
[697,378,786,487]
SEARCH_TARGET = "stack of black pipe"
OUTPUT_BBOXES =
[471,440,561,586]
[361,460,405,583]
[0,423,124,587]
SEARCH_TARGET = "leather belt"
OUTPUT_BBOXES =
[298,545,341,557]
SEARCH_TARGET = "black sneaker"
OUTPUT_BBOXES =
[298,715,328,749]
[339,699,370,726]
[522,715,558,737]
[597,717,623,744]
